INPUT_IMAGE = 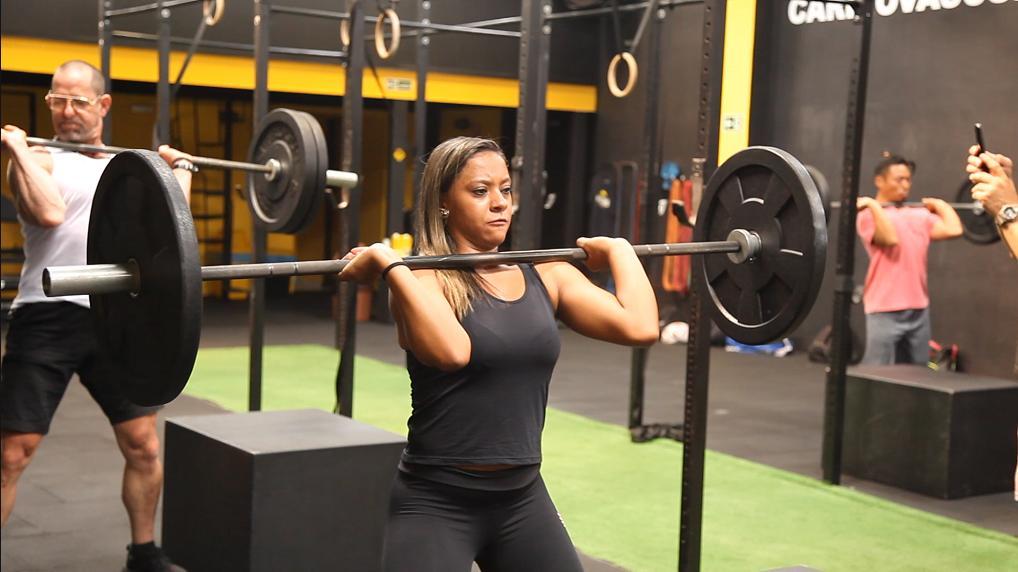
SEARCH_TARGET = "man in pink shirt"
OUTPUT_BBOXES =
[856,154,963,365]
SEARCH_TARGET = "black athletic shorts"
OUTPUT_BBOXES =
[1,302,160,434]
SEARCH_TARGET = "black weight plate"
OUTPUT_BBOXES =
[288,110,328,234]
[693,147,828,345]
[88,151,202,406]
[247,108,321,233]
[805,164,832,224]
[954,178,1000,244]
[272,110,323,236]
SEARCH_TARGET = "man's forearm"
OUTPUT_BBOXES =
[935,204,964,235]
[7,149,64,226]
[869,206,898,245]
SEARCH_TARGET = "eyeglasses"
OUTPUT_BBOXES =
[44,91,103,112]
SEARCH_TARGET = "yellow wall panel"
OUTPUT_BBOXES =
[718,0,757,164]
[1,36,597,113]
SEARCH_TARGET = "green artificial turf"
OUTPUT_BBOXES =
[184,344,1018,571]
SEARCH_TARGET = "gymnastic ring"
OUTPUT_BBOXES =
[202,0,224,27]
[374,8,401,60]
[607,52,638,98]
[340,19,351,49]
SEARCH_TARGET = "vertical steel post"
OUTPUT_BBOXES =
[823,0,874,485]
[336,0,365,418]
[511,0,552,251]
[412,0,430,211]
[387,101,409,236]
[221,100,235,296]
[562,113,589,244]
[248,0,271,412]
[679,1,726,570]
[99,1,113,142]
[375,99,410,322]
[156,1,171,147]
[629,2,665,437]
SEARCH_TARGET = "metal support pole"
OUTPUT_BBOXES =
[823,0,874,485]
[388,101,409,237]
[99,1,113,143]
[628,344,648,431]
[511,0,552,251]
[374,99,410,323]
[562,113,589,243]
[221,100,235,296]
[629,3,665,434]
[249,0,271,413]
[679,1,726,570]
[412,0,430,213]
[336,0,365,418]
[156,1,171,147]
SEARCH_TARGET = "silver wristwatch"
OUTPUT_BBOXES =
[996,204,1018,228]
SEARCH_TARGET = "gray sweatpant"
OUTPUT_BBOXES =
[863,308,931,365]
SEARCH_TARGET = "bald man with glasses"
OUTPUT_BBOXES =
[1,60,188,572]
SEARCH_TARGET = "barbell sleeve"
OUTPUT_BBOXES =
[43,262,141,297]
[43,238,748,298]
[23,137,359,189]
[325,169,360,188]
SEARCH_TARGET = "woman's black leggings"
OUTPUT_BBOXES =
[382,471,584,572]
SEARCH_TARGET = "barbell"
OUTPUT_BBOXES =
[827,200,985,213]
[42,146,827,406]
[26,108,357,234]
[805,165,1000,245]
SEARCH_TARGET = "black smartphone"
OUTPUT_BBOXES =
[974,123,990,173]
[974,122,987,156]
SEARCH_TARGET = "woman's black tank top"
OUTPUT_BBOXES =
[401,263,560,488]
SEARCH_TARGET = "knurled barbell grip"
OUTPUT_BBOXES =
[24,137,359,189]
[44,238,750,298]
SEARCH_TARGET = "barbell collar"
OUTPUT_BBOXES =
[264,158,282,181]
[44,239,747,298]
[725,229,761,264]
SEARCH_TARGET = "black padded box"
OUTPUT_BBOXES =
[844,365,1018,499]
[162,409,406,571]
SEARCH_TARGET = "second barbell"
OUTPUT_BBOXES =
[27,108,358,234]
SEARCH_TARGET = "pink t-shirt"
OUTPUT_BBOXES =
[857,206,939,314]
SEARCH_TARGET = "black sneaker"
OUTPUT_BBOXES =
[122,543,187,572]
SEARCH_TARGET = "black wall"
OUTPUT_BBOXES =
[0,0,599,84]
[592,4,705,174]
[752,1,1018,377]
[589,4,704,319]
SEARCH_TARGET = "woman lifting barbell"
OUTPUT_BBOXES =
[339,136,659,571]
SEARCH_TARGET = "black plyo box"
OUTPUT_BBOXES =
[163,409,406,571]
[844,365,1018,499]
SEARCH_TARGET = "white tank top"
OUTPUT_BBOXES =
[13,148,112,310]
